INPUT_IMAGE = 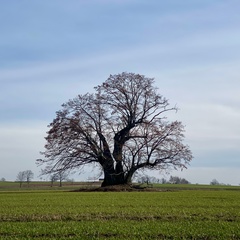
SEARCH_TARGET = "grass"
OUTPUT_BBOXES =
[1,181,239,192]
[0,181,101,191]
[0,184,240,239]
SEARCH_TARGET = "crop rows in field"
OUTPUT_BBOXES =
[0,190,240,239]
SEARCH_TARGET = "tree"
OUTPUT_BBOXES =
[50,174,59,187]
[16,171,26,188]
[16,170,34,187]
[66,178,75,185]
[161,178,167,184]
[210,179,219,185]
[50,171,69,187]
[179,178,190,184]
[168,175,190,184]
[0,177,6,182]
[136,174,161,184]
[58,171,69,187]
[37,72,193,187]
[25,170,34,186]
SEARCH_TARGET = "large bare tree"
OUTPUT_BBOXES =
[37,72,193,186]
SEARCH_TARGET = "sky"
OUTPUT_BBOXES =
[0,0,240,185]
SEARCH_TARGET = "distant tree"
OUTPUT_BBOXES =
[168,175,190,184]
[169,176,179,184]
[16,170,34,188]
[149,176,157,184]
[66,178,75,185]
[137,175,149,184]
[144,176,151,185]
[25,170,34,186]
[0,177,6,182]
[161,178,167,184]
[181,178,190,184]
[49,171,70,187]
[136,174,161,185]
[50,174,59,187]
[37,72,193,187]
[16,171,26,188]
[58,171,69,187]
[148,176,162,184]
[210,179,219,185]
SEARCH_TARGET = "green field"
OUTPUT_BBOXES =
[0,184,240,239]
[0,181,102,192]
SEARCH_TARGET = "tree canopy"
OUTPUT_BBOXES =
[37,72,193,186]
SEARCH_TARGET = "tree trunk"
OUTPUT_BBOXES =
[101,162,126,187]
[124,168,136,185]
[101,165,136,187]
[101,168,116,187]
[101,156,116,187]
[115,161,125,185]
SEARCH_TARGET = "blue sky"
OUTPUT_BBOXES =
[1,0,240,184]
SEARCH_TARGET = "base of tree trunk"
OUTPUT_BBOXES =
[101,175,128,187]
[99,184,135,191]
[72,184,166,192]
